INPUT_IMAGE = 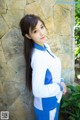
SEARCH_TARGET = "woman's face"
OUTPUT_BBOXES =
[28,20,47,46]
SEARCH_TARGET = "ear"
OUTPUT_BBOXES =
[25,34,31,39]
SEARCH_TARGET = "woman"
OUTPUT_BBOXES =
[19,14,67,120]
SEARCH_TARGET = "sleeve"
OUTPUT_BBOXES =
[31,54,63,98]
[60,78,64,82]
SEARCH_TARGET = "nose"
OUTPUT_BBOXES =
[40,30,43,36]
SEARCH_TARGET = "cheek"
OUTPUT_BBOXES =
[45,29,47,34]
[33,34,39,39]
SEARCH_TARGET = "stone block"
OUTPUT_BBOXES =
[1,28,24,61]
[0,0,7,14]
[25,2,45,20]
[8,95,35,120]
[0,16,9,38]
[53,4,72,35]
[27,0,35,4]
[3,81,20,107]
[35,0,56,18]
[0,81,4,95]
[4,0,27,9]
[45,17,55,35]
[2,10,24,28]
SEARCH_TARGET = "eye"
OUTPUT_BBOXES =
[41,25,44,29]
[33,30,37,33]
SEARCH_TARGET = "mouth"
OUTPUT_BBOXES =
[41,36,46,40]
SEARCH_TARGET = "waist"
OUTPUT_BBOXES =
[34,95,62,110]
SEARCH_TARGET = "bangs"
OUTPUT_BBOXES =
[30,16,46,32]
[30,18,38,32]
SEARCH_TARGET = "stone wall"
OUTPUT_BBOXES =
[0,0,75,120]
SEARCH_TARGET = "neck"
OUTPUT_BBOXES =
[34,42,44,47]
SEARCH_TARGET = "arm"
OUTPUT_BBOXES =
[31,57,63,98]
[60,78,67,95]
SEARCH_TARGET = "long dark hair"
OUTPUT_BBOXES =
[19,14,46,91]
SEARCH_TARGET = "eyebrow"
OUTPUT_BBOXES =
[33,23,44,30]
[31,22,44,33]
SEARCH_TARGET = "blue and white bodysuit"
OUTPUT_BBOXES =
[31,43,64,120]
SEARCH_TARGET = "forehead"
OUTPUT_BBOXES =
[33,20,43,29]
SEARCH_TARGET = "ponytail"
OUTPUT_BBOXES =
[24,36,34,91]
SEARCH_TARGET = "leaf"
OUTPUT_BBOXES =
[61,102,69,108]
[68,116,76,120]
[67,85,78,92]
[78,102,80,108]
[76,85,80,92]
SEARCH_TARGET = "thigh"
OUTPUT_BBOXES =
[54,103,60,120]
[34,103,60,120]
[49,103,60,120]
[34,107,49,120]
[49,108,56,120]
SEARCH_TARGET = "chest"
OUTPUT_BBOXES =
[43,50,61,68]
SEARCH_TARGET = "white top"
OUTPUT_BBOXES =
[31,43,63,110]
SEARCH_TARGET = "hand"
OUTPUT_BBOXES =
[61,82,67,95]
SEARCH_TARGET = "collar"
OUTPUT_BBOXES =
[34,43,47,51]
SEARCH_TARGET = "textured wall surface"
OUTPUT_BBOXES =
[0,0,75,120]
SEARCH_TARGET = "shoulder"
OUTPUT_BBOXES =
[31,49,45,65]
[32,48,43,58]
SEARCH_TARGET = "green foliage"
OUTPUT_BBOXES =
[74,0,80,60]
[75,0,80,25]
[60,85,80,120]
[74,27,80,59]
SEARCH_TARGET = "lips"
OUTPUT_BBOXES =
[41,36,46,40]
